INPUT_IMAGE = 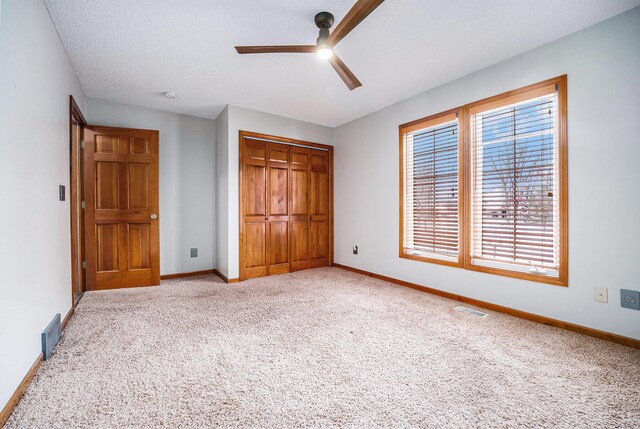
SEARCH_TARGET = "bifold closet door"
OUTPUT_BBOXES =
[266,143,290,275]
[241,140,268,279]
[240,135,330,280]
[309,150,330,268]
[289,147,310,272]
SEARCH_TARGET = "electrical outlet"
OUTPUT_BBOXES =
[190,248,198,258]
[594,287,608,303]
[620,289,640,310]
[353,245,358,255]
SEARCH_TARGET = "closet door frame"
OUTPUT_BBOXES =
[239,131,333,281]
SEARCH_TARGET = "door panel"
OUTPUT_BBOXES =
[243,222,268,278]
[309,150,330,268]
[128,163,150,209]
[268,222,289,275]
[96,135,119,154]
[269,168,288,216]
[269,144,289,164]
[310,152,329,215]
[84,126,160,290]
[245,224,266,265]
[96,224,119,272]
[129,137,150,155]
[310,221,328,259]
[289,147,310,272]
[241,140,268,279]
[289,221,309,271]
[290,170,308,215]
[96,162,119,209]
[267,143,290,275]
[245,143,267,163]
[128,223,151,269]
[243,165,266,216]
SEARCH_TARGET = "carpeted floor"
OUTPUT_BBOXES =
[6,267,640,428]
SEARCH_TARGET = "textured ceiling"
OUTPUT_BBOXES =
[44,0,640,127]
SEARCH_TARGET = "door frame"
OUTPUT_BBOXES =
[69,95,87,307]
[238,130,334,281]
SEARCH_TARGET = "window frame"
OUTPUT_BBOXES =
[399,108,465,268]
[399,75,568,286]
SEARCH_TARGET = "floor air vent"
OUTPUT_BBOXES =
[455,306,489,318]
[41,313,61,360]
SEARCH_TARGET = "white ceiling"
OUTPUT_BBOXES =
[44,0,640,127]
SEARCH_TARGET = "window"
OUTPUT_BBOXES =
[400,76,567,286]
[467,82,565,283]
[400,110,462,267]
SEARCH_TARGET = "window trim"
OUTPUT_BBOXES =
[399,75,568,286]
[399,108,465,268]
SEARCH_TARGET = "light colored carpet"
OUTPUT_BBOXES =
[6,267,640,428]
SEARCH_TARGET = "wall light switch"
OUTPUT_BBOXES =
[594,287,608,303]
[353,245,358,255]
[59,185,65,201]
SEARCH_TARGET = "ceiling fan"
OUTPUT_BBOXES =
[234,0,385,90]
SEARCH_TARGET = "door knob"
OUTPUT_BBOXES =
[150,213,158,220]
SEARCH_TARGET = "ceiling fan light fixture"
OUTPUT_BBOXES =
[234,0,383,90]
[317,46,333,60]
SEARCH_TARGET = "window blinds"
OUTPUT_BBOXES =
[403,117,459,262]
[469,90,559,277]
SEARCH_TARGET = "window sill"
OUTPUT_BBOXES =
[400,252,462,268]
[399,251,567,286]
[465,262,568,287]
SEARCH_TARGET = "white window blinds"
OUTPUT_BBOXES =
[469,88,560,277]
[402,115,460,263]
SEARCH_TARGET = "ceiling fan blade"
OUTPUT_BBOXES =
[327,0,385,46]
[328,55,362,90]
[235,45,317,54]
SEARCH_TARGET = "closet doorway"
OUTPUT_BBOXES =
[239,131,333,281]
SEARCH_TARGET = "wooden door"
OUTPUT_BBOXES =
[241,139,268,279]
[289,147,310,272]
[267,143,290,275]
[309,150,330,268]
[83,126,160,290]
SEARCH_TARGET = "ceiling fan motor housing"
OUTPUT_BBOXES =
[315,12,334,45]
[314,11,335,29]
